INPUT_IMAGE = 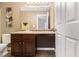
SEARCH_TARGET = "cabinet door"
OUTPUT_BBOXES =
[11,34,23,56]
[22,34,36,56]
[11,40,23,56]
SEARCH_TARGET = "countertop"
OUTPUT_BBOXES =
[11,30,55,34]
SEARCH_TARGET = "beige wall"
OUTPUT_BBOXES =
[49,2,55,29]
[0,3,26,33]
[0,2,55,34]
[0,9,1,42]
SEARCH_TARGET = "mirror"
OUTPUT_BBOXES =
[20,6,51,31]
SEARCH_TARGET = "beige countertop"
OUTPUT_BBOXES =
[11,30,55,34]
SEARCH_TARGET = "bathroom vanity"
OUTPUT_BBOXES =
[11,31,55,56]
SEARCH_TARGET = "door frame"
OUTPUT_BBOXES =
[37,12,49,30]
[55,2,66,57]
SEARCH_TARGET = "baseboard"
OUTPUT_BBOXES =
[37,48,55,51]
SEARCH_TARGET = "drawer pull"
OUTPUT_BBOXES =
[19,42,21,44]
[23,42,24,45]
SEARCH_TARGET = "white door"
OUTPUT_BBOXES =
[65,2,78,57]
[55,2,66,57]
[55,2,79,57]
[66,38,77,57]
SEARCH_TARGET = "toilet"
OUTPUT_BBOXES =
[0,44,7,56]
[0,34,10,56]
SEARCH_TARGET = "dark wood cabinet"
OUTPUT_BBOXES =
[11,40,23,56]
[22,35,36,56]
[11,34,36,57]
[11,33,55,57]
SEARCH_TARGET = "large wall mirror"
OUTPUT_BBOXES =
[20,6,50,30]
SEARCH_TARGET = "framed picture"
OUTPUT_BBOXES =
[6,7,13,27]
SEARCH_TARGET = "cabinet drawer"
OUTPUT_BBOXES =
[11,34,22,37]
[11,39,22,43]
[22,34,35,39]
[11,34,23,40]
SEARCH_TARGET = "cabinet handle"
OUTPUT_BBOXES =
[19,42,21,44]
[23,42,24,45]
